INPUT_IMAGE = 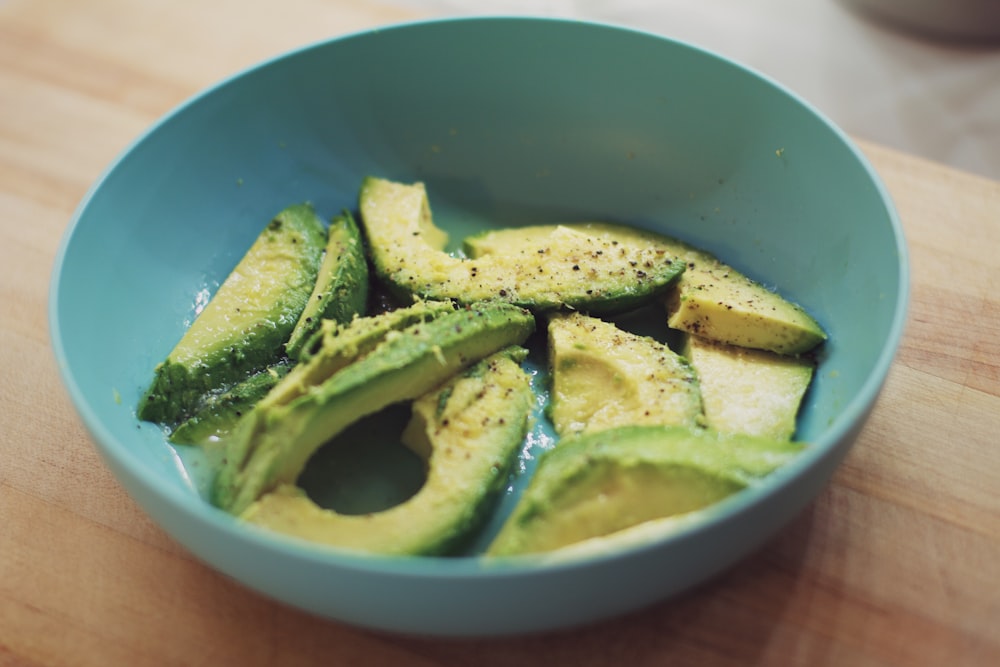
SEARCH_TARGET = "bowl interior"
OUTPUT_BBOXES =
[50,17,907,635]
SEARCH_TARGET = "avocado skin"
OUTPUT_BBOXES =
[213,300,536,515]
[240,347,534,556]
[138,203,327,426]
[284,211,370,360]
[488,425,805,556]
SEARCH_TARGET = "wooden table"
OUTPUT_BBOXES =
[2,1,998,665]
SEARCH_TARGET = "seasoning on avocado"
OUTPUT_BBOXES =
[358,177,685,314]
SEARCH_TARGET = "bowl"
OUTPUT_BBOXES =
[49,17,909,637]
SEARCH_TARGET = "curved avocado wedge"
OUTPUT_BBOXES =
[284,210,370,361]
[358,177,685,314]
[241,348,533,556]
[137,203,326,426]
[487,425,805,557]
[212,301,536,515]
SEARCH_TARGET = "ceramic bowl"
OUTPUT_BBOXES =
[49,17,908,637]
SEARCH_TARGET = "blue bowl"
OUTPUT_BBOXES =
[49,17,908,636]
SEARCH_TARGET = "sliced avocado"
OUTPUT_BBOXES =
[547,312,704,437]
[168,362,292,445]
[262,299,458,409]
[463,221,826,355]
[284,211,370,360]
[212,300,536,515]
[137,203,326,425]
[664,247,826,356]
[241,347,534,556]
[462,221,658,257]
[487,425,805,556]
[682,334,814,441]
[358,178,685,314]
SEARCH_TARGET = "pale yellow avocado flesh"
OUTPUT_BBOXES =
[683,334,814,441]
[464,221,827,355]
[358,178,684,313]
[547,312,704,437]
[241,349,534,556]
[665,256,826,356]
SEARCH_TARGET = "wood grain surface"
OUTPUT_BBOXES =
[1,1,998,665]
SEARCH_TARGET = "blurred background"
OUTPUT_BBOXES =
[394,0,1000,181]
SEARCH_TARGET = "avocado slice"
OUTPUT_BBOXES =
[168,362,292,445]
[284,211,370,361]
[664,249,826,356]
[212,300,536,515]
[240,347,534,556]
[463,221,826,355]
[358,177,685,314]
[462,221,656,257]
[487,425,805,556]
[262,299,458,410]
[682,334,814,441]
[137,203,327,426]
[547,312,704,437]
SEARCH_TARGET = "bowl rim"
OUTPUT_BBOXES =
[47,14,911,579]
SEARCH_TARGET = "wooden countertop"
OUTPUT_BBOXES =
[2,0,998,665]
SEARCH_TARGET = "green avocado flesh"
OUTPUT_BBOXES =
[358,177,685,314]
[284,211,369,361]
[137,203,327,425]
[212,301,536,515]
[241,347,534,556]
[487,425,805,556]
